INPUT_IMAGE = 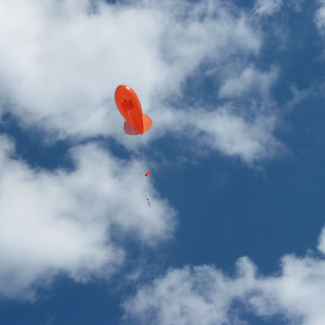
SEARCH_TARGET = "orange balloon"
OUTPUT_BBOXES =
[115,85,152,135]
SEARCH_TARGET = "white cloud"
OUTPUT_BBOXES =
[0,135,176,299]
[288,0,305,12]
[254,0,283,15]
[0,0,284,163]
[128,231,325,325]
[219,66,279,99]
[285,84,315,110]
[195,108,283,163]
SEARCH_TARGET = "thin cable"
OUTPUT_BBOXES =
[131,130,149,204]
[126,108,151,207]
[121,108,151,324]
[121,214,147,325]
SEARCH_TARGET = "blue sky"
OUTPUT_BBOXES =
[1,0,325,324]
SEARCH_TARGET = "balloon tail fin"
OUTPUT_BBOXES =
[142,114,152,133]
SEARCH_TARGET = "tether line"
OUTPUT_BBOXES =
[126,108,150,207]
[121,214,147,325]
[121,107,151,325]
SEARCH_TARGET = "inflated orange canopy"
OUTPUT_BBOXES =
[115,85,152,135]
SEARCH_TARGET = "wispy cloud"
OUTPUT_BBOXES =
[315,0,325,33]
[254,0,283,16]
[219,66,279,99]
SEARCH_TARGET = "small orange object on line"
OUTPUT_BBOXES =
[115,85,152,135]
[145,172,150,177]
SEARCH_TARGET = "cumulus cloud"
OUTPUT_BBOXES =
[128,230,325,325]
[0,135,176,299]
[0,0,284,163]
